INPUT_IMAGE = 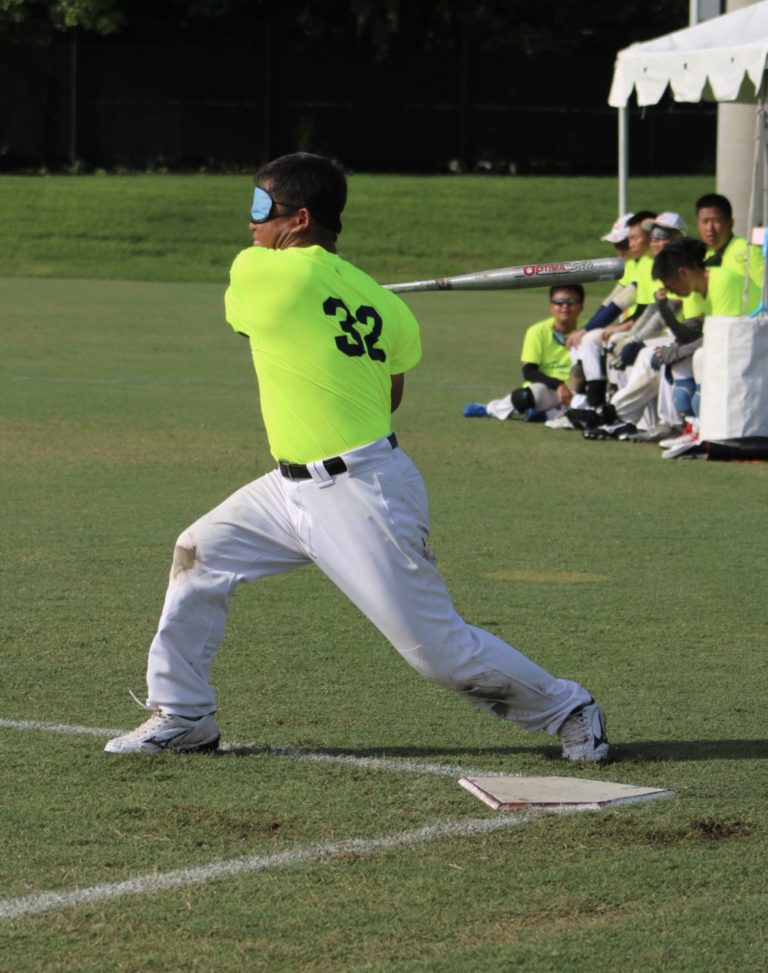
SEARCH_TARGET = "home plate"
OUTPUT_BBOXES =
[458,776,675,811]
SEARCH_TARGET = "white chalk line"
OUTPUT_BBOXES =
[0,718,122,738]
[0,813,544,923]
[0,717,505,780]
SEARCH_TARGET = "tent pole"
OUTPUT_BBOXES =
[762,98,768,228]
[762,98,768,313]
[618,106,629,215]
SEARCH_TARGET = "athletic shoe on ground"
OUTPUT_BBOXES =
[659,420,694,448]
[583,426,610,440]
[661,433,702,459]
[621,424,680,443]
[587,421,637,440]
[659,428,699,450]
[565,407,601,430]
[463,402,489,418]
[558,700,609,763]
[104,710,221,754]
[524,407,547,422]
[545,414,576,430]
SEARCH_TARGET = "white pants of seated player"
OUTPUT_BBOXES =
[657,346,703,426]
[608,363,629,391]
[146,436,590,734]
[693,346,704,384]
[575,328,607,381]
[484,383,562,420]
[610,337,676,429]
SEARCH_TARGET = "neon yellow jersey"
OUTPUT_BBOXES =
[618,257,640,288]
[618,254,655,313]
[520,318,577,385]
[707,234,764,290]
[704,265,761,316]
[225,245,422,463]
[633,255,657,304]
[681,291,706,319]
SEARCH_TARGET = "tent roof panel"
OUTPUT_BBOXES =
[609,1,768,107]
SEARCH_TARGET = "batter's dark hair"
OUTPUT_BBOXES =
[695,192,732,220]
[652,237,707,280]
[255,152,347,235]
[549,284,584,302]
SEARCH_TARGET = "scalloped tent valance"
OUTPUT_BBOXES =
[609,1,768,108]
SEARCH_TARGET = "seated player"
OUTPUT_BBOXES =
[601,212,634,261]
[569,214,691,441]
[606,212,688,376]
[650,236,762,457]
[567,211,658,410]
[463,285,584,421]
[696,192,765,287]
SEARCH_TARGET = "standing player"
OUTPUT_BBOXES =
[105,152,609,762]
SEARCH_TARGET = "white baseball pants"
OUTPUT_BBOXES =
[576,328,606,381]
[146,436,591,735]
[610,337,676,427]
[484,385,561,419]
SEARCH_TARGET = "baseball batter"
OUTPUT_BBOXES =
[105,152,608,762]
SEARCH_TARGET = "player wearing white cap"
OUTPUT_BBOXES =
[567,211,657,410]
[571,213,691,440]
[601,212,634,256]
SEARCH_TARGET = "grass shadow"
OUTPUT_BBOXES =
[218,738,767,764]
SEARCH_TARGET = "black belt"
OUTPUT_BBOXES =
[278,433,398,480]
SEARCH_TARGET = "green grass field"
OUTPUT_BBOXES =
[1,175,766,972]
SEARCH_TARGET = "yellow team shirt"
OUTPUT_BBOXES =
[633,254,657,305]
[618,256,639,288]
[225,245,422,463]
[617,256,640,317]
[618,253,655,316]
[704,264,761,317]
[707,235,765,291]
[681,291,706,319]
[520,317,576,385]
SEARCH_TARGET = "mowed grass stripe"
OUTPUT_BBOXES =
[0,718,502,778]
[0,814,541,923]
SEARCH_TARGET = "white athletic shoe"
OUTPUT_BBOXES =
[545,414,576,430]
[558,701,609,763]
[659,420,698,449]
[661,431,701,459]
[104,710,221,754]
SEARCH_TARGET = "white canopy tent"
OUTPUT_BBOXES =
[608,1,768,227]
[610,3,768,446]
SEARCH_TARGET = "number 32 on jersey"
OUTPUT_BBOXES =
[323,296,387,362]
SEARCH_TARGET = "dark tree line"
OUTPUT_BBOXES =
[2,0,710,174]
[1,0,690,54]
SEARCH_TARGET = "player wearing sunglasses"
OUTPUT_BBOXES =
[463,286,585,421]
[105,151,608,763]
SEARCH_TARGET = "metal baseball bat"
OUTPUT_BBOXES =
[382,256,624,293]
